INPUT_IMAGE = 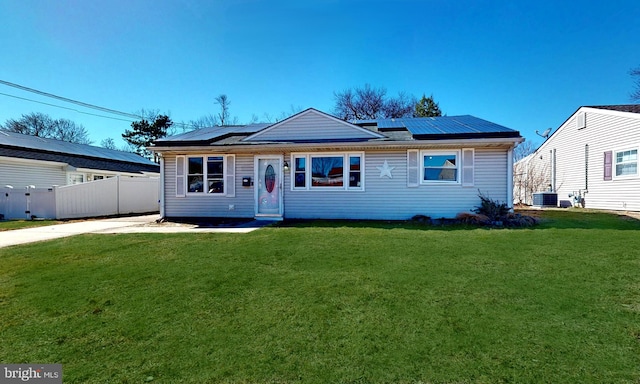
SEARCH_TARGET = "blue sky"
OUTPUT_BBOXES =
[1,0,639,148]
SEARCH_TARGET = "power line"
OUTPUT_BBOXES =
[0,92,138,123]
[0,79,194,130]
[0,79,142,120]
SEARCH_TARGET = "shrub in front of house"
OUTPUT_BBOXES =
[455,212,490,226]
[471,192,538,227]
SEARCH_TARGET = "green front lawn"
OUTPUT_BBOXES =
[1,210,639,383]
[0,219,60,231]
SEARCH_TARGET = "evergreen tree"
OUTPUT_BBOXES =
[122,114,172,161]
[413,94,442,117]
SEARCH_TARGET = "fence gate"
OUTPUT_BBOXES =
[1,177,159,220]
[1,187,56,220]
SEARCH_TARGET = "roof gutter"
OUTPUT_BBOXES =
[150,137,524,154]
[0,155,68,168]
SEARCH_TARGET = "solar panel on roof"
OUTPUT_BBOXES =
[156,123,271,143]
[403,116,516,136]
[376,119,406,129]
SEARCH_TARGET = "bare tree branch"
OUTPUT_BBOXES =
[631,66,640,102]
[215,94,231,126]
[334,85,425,120]
[1,112,91,144]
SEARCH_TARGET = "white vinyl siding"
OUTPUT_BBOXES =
[164,154,253,218]
[245,109,381,142]
[0,158,67,189]
[519,107,640,211]
[163,148,510,220]
[284,149,508,220]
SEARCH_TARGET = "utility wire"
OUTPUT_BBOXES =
[0,79,194,130]
[0,92,138,123]
[0,79,142,119]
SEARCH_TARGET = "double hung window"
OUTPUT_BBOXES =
[615,148,638,178]
[407,149,473,187]
[187,157,204,192]
[177,155,234,196]
[206,156,224,193]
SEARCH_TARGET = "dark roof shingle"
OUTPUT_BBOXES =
[587,104,640,114]
[0,130,157,165]
[156,114,521,146]
[0,147,160,174]
[0,130,159,174]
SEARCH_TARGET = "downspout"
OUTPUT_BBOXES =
[507,148,514,211]
[159,155,165,218]
[550,148,556,192]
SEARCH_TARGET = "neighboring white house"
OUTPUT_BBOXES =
[514,104,640,211]
[151,108,522,221]
[0,130,160,188]
[0,131,161,220]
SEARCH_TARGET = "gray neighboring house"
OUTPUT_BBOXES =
[0,130,160,189]
[514,104,640,211]
[151,108,522,221]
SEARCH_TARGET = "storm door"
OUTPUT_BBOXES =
[255,156,283,218]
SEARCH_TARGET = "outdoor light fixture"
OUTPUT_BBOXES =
[283,161,290,171]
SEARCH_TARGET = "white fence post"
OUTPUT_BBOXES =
[117,175,121,216]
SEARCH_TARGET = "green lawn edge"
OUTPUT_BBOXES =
[1,209,639,383]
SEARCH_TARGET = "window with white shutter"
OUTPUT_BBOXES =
[182,154,236,196]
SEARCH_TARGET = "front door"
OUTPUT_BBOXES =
[255,156,283,218]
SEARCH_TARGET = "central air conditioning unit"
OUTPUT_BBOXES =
[532,192,558,208]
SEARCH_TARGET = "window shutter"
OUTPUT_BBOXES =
[407,150,419,187]
[175,156,185,197]
[225,155,235,197]
[461,148,475,187]
[603,151,612,181]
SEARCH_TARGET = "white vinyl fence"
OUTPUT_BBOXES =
[0,176,159,220]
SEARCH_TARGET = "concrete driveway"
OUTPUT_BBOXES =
[0,215,270,248]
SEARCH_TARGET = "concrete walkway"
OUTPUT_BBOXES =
[0,215,270,249]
